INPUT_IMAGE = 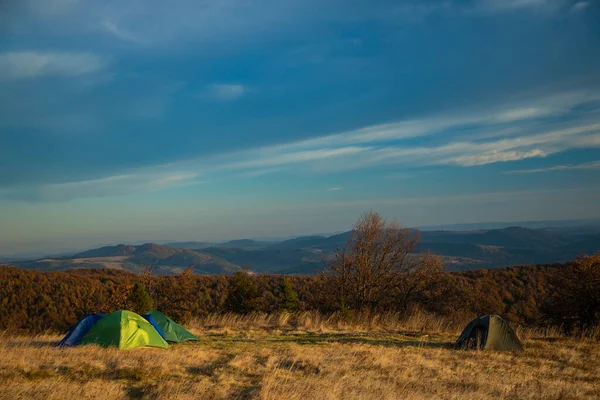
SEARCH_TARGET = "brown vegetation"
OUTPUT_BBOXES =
[1,313,599,400]
[1,213,598,337]
[325,211,440,312]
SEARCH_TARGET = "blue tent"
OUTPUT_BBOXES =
[58,313,106,347]
[142,313,168,342]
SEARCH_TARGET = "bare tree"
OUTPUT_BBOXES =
[325,211,421,311]
[394,251,443,315]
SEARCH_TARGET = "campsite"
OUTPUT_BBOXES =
[3,312,600,399]
[2,0,600,398]
[1,219,599,398]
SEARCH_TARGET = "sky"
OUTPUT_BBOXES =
[1,0,600,255]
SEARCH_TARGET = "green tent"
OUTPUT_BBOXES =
[456,315,523,351]
[80,310,169,350]
[144,310,199,343]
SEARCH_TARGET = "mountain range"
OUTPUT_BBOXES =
[6,223,600,275]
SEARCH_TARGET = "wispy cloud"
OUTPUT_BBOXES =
[204,84,246,101]
[1,171,201,202]
[101,20,148,45]
[0,51,109,80]
[474,0,555,13]
[571,2,590,12]
[328,187,342,191]
[506,160,600,174]
[9,0,575,51]
[3,89,600,201]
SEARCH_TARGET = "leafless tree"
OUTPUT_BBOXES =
[394,251,443,315]
[326,211,423,310]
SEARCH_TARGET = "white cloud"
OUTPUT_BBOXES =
[328,187,342,191]
[101,20,148,45]
[571,2,590,12]
[223,147,368,170]
[205,84,245,101]
[260,90,600,154]
[9,0,571,52]
[3,89,600,201]
[506,160,600,174]
[474,0,553,13]
[494,107,550,122]
[445,149,547,166]
[1,171,201,202]
[0,51,109,80]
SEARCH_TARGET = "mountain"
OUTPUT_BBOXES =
[11,243,242,275]
[218,239,274,250]
[166,241,214,250]
[419,219,600,231]
[205,226,600,273]
[202,246,333,273]
[6,225,600,275]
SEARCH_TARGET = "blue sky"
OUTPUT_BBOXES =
[1,0,600,255]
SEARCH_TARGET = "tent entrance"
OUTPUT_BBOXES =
[463,326,488,350]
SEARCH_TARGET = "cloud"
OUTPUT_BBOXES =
[260,90,600,153]
[3,89,600,201]
[223,147,368,170]
[328,187,342,191]
[494,107,551,122]
[445,149,547,166]
[506,160,600,174]
[204,84,245,101]
[0,51,109,80]
[474,0,554,13]
[571,2,590,12]
[1,171,201,202]
[101,20,148,44]
[7,0,573,51]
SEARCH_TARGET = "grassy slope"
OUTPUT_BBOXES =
[1,315,599,400]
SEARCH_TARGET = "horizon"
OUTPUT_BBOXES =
[3,216,599,259]
[2,0,600,256]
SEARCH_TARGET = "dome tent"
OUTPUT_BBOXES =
[79,310,169,350]
[58,313,106,347]
[143,310,199,343]
[456,315,523,351]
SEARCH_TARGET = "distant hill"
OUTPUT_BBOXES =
[12,243,241,275]
[166,241,214,250]
[7,225,600,275]
[218,239,274,250]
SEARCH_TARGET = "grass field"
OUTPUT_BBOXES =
[1,313,599,400]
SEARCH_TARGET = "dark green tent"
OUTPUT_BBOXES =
[144,310,199,343]
[456,315,523,351]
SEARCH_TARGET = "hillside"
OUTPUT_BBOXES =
[6,226,600,275]
[12,243,241,275]
[205,226,600,273]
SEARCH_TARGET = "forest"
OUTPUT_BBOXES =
[2,213,598,336]
[0,258,596,335]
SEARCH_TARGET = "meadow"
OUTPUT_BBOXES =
[1,312,599,400]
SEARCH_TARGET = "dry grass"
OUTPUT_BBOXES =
[1,313,599,400]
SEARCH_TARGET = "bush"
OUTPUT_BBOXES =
[129,282,154,314]
[542,253,600,333]
[224,272,262,314]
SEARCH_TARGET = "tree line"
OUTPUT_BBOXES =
[0,212,598,335]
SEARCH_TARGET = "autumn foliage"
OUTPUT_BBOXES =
[0,212,597,336]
